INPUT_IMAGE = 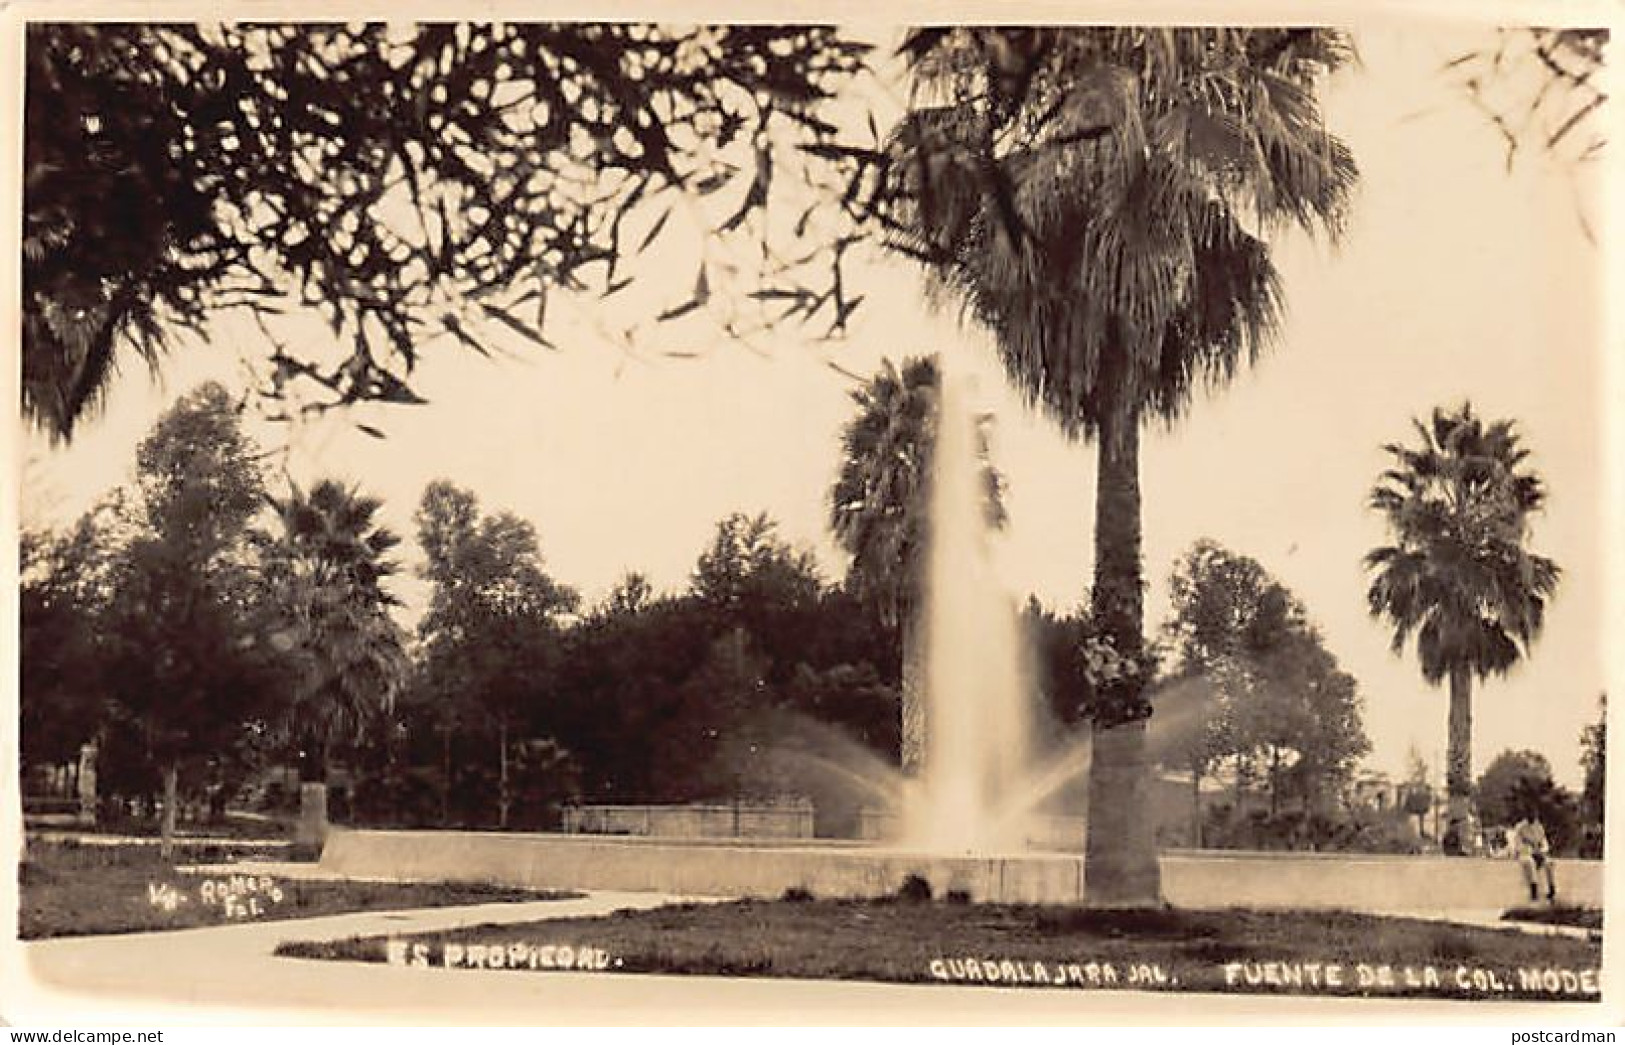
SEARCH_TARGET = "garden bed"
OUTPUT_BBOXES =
[275,894,1603,1001]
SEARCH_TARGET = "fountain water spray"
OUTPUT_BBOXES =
[904,363,1044,853]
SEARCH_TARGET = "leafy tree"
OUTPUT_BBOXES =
[1162,543,1295,805]
[1476,749,1556,829]
[862,28,1357,906]
[261,478,409,837]
[96,383,276,855]
[24,24,871,439]
[778,661,901,759]
[692,511,821,613]
[1020,598,1095,732]
[690,511,828,680]
[602,571,654,617]
[1579,694,1605,856]
[1166,540,1308,674]
[553,591,717,801]
[647,627,773,801]
[414,480,579,826]
[1239,631,1370,815]
[1477,748,1578,852]
[1365,403,1561,854]
[829,354,1004,772]
[19,513,119,774]
[1164,541,1368,819]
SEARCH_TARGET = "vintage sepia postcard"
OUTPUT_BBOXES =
[4,0,1619,1028]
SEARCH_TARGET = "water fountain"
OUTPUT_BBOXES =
[324,353,1110,900]
[314,352,1606,910]
[905,364,1059,853]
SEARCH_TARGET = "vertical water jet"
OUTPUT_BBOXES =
[904,363,1035,852]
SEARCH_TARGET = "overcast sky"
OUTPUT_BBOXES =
[19,21,1609,788]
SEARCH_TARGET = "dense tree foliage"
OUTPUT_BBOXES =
[1579,695,1605,856]
[413,480,579,825]
[20,515,118,770]
[99,384,282,853]
[1162,540,1370,818]
[691,512,822,637]
[1476,748,1577,852]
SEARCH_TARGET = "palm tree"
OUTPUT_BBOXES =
[1365,403,1560,854]
[829,354,1003,773]
[875,29,1357,905]
[262,478,409,844]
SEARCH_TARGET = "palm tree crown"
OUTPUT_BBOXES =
[829,353,1004,773]
[1366,403,1560,682]
[829,354,1004,627]
[263,478,409,755]
[879,28,1358,438]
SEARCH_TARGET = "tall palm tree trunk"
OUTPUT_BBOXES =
[1083,403,1163,907]
[1445,665,1474,855]
[900,613,927,775]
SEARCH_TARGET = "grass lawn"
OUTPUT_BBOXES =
[27,811,290,841]
[276,896,1603,1002]
[1503,904,1604,932]
[19,839,576,940]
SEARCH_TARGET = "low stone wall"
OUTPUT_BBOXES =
[561,802,814,840]
[319,829,1603,912]
[322,830,1081,903]
[1161,849,1603,911]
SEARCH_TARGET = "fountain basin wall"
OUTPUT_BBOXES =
[321,829,1084,904]
[319,829,1602,911]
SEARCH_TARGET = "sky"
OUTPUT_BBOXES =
[17,21,1611,789]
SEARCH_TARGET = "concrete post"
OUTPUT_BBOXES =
[296,782,330,849]
[76,742,98,826]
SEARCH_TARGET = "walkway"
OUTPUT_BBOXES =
[13,892,702,1023]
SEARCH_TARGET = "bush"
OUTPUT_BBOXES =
[895,874,933,903]
[781,886,815,903]
[1201,802,1422,854]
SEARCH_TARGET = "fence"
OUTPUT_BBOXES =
[561,801,815,840]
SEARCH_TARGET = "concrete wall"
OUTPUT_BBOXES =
[1161,849,1603,911]
[319,829,1603,912]
[322,830,1082,904]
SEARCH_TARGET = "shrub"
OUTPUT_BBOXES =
[895,874,933,903]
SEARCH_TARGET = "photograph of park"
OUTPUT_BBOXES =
[9,10,1613,1024]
